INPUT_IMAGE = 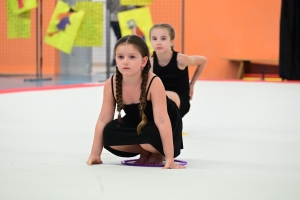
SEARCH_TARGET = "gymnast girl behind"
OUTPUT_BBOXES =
[87,35,185,169]
[150,23,207,118]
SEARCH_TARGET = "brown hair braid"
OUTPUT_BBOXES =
[115,67,124,124]
[114,35,152,134]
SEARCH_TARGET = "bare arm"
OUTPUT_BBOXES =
[178,53,207,99]
[149,76,174,162]
[87,77,116,165]
[178,53,207,85]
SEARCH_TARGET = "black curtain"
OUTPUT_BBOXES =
[279,0,300,80]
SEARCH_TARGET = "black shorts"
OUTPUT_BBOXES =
[178,95,190,118]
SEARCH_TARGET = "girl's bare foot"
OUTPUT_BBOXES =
[146,153,164,165]
[135,150,151,164]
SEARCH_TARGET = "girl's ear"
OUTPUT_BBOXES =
[142,56,149,67]
[170,40,174,48]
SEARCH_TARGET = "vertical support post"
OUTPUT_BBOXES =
[24,0,51,82]
[39,0,43,79]
[237,61,244,79]
[181,0,184,54]
[106,0,111,80]
[36,2,39,79]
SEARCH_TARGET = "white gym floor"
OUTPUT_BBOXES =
[1,80,300,200]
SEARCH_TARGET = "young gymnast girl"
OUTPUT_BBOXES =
[87,35,185,169]
[149,23,207,117]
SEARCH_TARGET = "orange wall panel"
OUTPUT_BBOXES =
[0,1,59,75]
[0,1,37,74]
[150,0,183,53]
[1,0,281,79]
[185,0,281,79]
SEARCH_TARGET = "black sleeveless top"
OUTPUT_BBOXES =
[153,51,190,98]
[111,75,157,125]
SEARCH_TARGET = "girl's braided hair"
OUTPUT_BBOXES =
[114,35,151,134]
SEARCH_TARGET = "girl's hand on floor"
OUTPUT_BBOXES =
[87,155,102,165]
[163,160,186,169]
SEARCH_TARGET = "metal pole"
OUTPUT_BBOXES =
[106,0,111,80]
[39,0,43,79]
[24,1,39,82]
[181,0,184,53]
[38,0,51,81]
[24,0,51,82]
[36,4,39,79]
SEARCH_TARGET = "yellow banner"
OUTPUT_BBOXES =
[6,0,31,38]
[74,2,103,47]
[120,0,152,6]
[8,0,37,15]
[118,7,153,52]
[44,1,85,54]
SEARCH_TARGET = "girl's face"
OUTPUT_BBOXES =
[150,28,173,52]
[115,44,148,76]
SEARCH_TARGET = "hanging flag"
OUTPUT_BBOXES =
[44,1,85,54]
[6,0,31,38]
[8,0,37,15]
[120,0,152,6]
[74,2,103,47]
[118,7,153,52]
